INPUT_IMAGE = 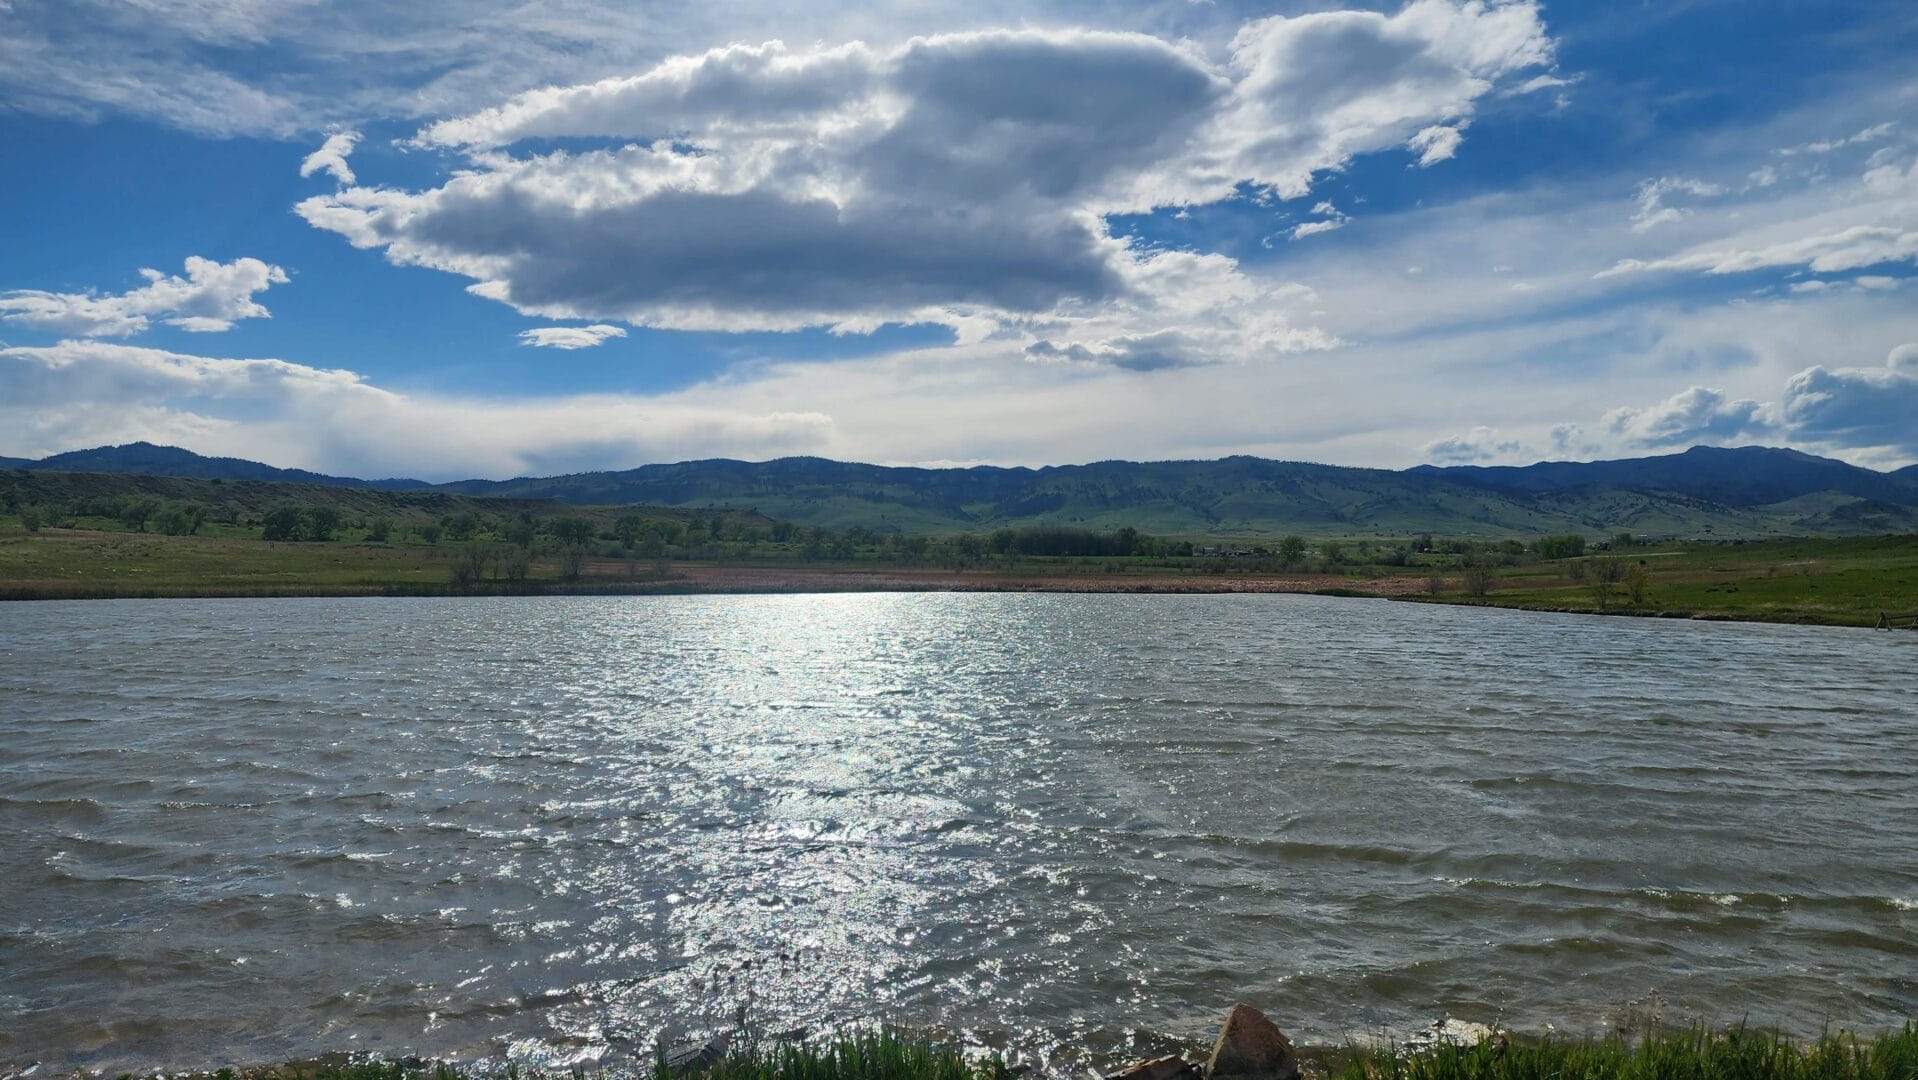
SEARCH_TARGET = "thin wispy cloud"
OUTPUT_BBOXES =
[519,325,629,349]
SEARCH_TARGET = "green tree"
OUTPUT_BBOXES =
[152,502,208,536]
[442,512,479,541]
[366,517,393,542]
[614,514,648,549]
[120,496,161,532]
[1460,559,1495,597]
[19,504,45,532]
[946,533,986,567]
[417,522,443,545]
[450,543,494,591]
[633,522,669,558]
[153,505,194,536]
[1625,560,1650,606]
[304,506,343,541]
[1321,540,1344,564]
[1535,534,1587,560]
[551,517,596,546]
[1277,535,1306,566]
[504,515,537,548]
[1589,558,1625,611]
[502,544,532,584]
[261,507,305,541]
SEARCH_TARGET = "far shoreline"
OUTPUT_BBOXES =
[2,563,1903,632]
[0,563,1426,602]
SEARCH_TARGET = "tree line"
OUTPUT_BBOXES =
[3,483,1662,594]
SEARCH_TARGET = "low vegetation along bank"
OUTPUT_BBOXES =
[1408,533,1918,628]
[2,471,1916,627]
[71,1023,1918,1080]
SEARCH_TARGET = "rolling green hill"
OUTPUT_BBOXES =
[8,442,428,490]
[0,470,773,536]
[6,444,1917,538]
[1410,445,1918,506]
[436,454,1915,538]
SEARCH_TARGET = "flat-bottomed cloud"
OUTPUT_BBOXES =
[299,4,1554,341]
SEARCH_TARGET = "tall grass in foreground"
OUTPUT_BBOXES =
[211,1031,1010,1080]
[1334,1026,1918,1080]
[685,1032,1010,1080]
[198,1025,1918,1080]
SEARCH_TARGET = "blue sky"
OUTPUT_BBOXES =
[2,0,1915,480]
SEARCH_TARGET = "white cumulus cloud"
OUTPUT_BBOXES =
[0,256,289,337]
[298,3,1553,340]
[299,130,361,184]
[1779,346,1918,456]
[1603,385,1773,447]
[1423,425,1521,463]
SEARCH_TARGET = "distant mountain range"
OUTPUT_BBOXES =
[7,441,1917,538]
[0,443,430,491]
[1411,445,1917,506]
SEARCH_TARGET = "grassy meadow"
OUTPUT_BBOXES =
[3,469,1916,624]
[1419,535,1918,628]
[6,520,1918,629]
[1331,1025,1918,1080]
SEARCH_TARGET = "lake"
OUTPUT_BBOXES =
[2,594,1914,1073]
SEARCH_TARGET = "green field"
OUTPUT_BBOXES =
[7,522,1918,631]
[0,529,484,598]
[1418,535,1918,628]
[5,469,1916,625]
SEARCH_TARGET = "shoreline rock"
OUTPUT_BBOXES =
[1206,1004,1301,1080]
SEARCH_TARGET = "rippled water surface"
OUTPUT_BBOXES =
[3,594,1916,1071]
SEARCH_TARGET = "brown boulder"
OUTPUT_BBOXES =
[1206,1003,1299,1080]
